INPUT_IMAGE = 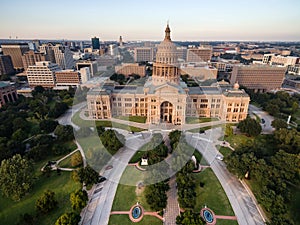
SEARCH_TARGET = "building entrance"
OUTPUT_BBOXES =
[160,101,173,123]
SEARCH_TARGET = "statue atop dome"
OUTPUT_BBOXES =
[164,23,171,41]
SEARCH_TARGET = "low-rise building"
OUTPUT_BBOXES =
[0,82,18,108]
[55,70,81,86]
[231,65,286,92]
[187,46,212,63]
[115,63,146,77]
[21,50,46,70]
[26,61,61,88]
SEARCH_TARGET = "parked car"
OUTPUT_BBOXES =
[216,155,224,161]
[98,176,106,183]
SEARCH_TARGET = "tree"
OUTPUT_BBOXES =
[35,190,58,214]
[100,129,124,155]
[71,151,83,167]
[55,212,81,225]
[54,125,74,142]
[271,118,288,130]
[176,210,205,225]
[225,124,233,137]
[145,181,169,211]
[70,189,88,211]
[73,165,99,186]
[39,119,59,133]
[0,154,34,201]
[237,117,262,136]
[265,103,280,116]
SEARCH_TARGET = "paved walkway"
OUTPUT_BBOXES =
[164,176,180,225]
[185,128,266,225]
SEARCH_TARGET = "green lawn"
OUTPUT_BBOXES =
[217,145,233,158]
[225,134,253,149]
[114,115,147,123]
[216,219,239,225]
[58,150,82,169]
[186,117,219,124]
[109,215,162,225]
[72,111,145,132]
[187,123,226,133]
[0,170,80,225]
[193,168,235,216]
[112,166,151,211]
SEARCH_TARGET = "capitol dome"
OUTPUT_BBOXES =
[155,24,178,65]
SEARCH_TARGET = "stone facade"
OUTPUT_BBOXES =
[86,25,250,125]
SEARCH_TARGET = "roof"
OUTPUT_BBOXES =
[0,82,10,88]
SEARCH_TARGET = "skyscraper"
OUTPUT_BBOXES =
[1,43,30,70]
[0,55,15,75]
[91,37,100,50]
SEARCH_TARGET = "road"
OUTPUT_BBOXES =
[80,131,152,225]
[56,101,86,130]
[248,104,274,134]
[185,128,265,225]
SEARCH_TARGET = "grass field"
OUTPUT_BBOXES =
[193,168,235,216]
[224,134,253,149]
[58,150,82,168]
[186,117,219,124]
[109,215,162,225]
[72,111,145,132]
[112,167,150,211]
[114,115,147,123]
[216,219,239,225]
[0,168,80,225]
[217,145,233,158]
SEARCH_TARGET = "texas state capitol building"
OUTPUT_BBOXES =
[86,24,250,125]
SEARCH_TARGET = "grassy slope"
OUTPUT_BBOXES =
[109,215,162,225]
[193,168,235,216]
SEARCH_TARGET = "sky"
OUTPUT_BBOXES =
[0,0,300,41]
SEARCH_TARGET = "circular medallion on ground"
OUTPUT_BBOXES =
[129,204,144,222]
[200,207,216,225]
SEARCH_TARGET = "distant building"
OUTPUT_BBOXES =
[180,63,218,80]
[79,67,91,83]
[115,63,146,77]
[0,55,15,75]
[134,47,155,62]
[39,43,74,69]
[119,36,123,47]
[0,82,18,108]
[26,61,61,88]
[176,46,187,61]
[97,55,116,67]
[109,44,118,56]
[287,64,300,75]
[21,50,46,70]
[91,37,100,50]
[76,60,97,77]
[231,65,286,92]
[55,70,81,86]
[1,43,30,70]
[187,46,212,63]
[262,54,299,67]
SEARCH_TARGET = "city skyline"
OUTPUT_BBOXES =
[1,0,300,41]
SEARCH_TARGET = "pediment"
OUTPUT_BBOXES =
[154,84,180,94]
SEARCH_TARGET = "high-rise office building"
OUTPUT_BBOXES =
[1,43,30,70]
[134,47,155,62]
[21,50,46,70]
[119,36,123,47]
[91,37,100,50]
[0,55,15,75]
[39,43,74,69]
[187,46,212,63]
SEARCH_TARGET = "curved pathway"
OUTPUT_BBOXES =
[80,132,152,225]
[185,128,265,225]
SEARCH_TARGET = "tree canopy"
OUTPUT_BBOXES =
[70,189,88,212]
[0,154,34,201]
[55,212,81,225]
[237,117,262,136]
[35,190,57,214]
